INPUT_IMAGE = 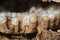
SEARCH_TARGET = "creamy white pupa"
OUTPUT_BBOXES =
[40,10,48,16]
[22,15,30,25]
[11,12,17,17]
[11,17,19,25]
[47,8,56,19]
[7,12,12,17]
[0,12,7,24]
[38,10,49,21]
[29,6,36,13]
[22,14,36,25]
[54,9,60,19]
[48,13,55,19]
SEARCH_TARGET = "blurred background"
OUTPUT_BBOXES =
[0,0,60,12]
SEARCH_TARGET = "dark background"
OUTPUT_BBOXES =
[0,0,60,12]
